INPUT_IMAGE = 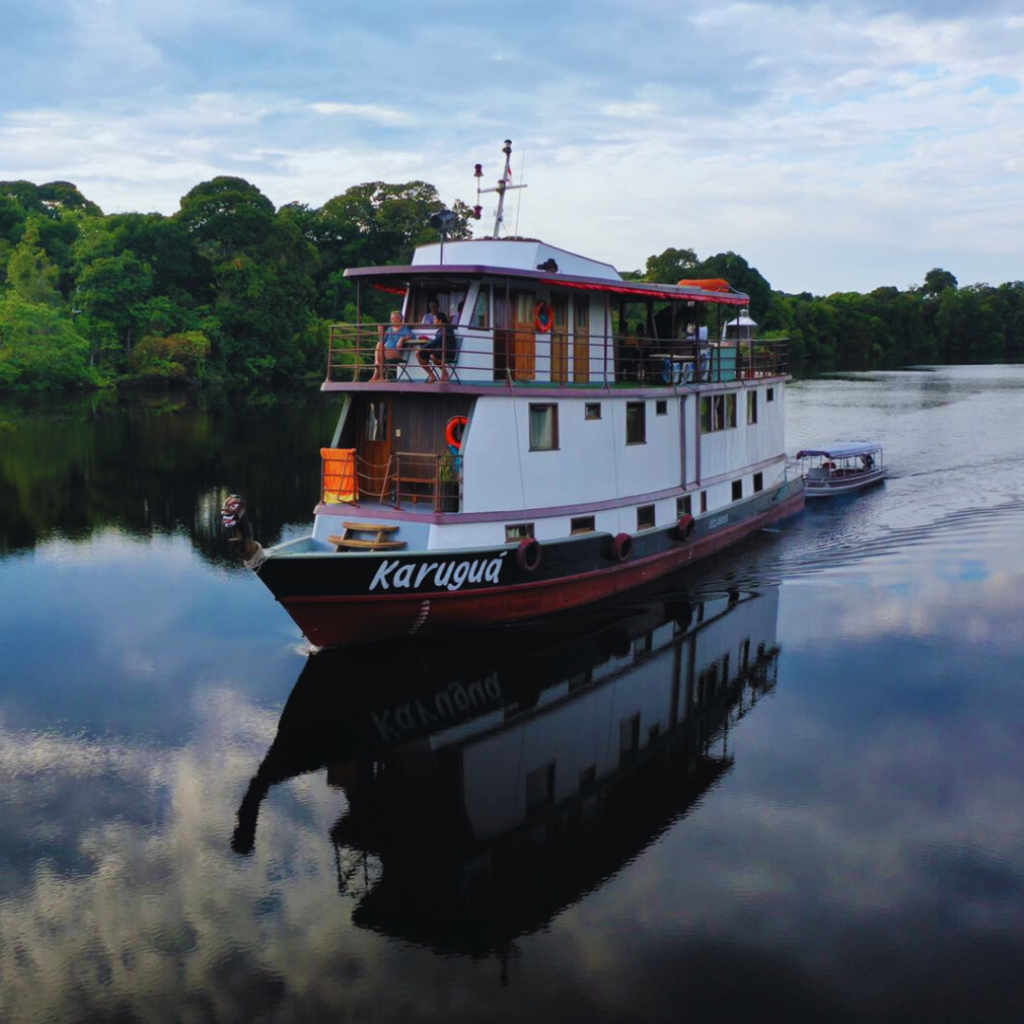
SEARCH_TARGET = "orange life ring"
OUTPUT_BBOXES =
[445,415,468,450]
[534,301,554,333]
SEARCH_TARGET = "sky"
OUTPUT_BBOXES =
[1,0,1022,295]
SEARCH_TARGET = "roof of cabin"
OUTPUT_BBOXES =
[345,238,749,305]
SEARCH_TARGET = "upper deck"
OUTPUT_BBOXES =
[326,239,788,393]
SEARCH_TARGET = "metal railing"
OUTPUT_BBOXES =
[327,323,789,387]
[382,452,461,512]
[321,448,461,513]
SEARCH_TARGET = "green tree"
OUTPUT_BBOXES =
[75,252,154,357]
[0,293,92,389]
[695,252,773,320]
[313,182,472,321]
[6,220,62,306]
[921,267,958,296]
[644,247,700,284]
[173,178,319,378]
[177,176,276,254]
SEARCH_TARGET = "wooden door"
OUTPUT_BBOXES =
[361,397,392,497]
[513,291,536,382]
[551,293,569,384]
[573,297,590,382]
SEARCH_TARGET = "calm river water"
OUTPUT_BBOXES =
[2,367,1023,1023]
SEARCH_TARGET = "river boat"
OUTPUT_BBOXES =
[796,442,885,498]
[225,142,804,646]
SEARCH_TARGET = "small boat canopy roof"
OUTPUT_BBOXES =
[796,442,882,459]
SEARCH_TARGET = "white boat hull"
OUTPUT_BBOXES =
[804,468,885,497]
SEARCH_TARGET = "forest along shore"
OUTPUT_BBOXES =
[2,177,1023,392]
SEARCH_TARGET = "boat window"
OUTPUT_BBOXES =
[637,504,656,530]
[656,400,668,416]
[448,290,467,325]
[365,401,388,441]
[571,515,596,534]
[732,480,743,501]
[529,404,559,451]
[409,286,467,325]
[469,286,489,328]
[585,402,602,420]
[747,390,758,424]
[677,495,692,517]
[767,387,775,402]
[700,491,707,513]
[754,472,764,492]
[626,402,646,444]
[407,286,432,324]
[700,394,737,433]
[505,522,535,541]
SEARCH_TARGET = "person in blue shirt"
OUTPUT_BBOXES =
[369,311,414,381]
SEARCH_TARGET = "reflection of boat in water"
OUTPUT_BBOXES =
[797,442,885,497]
[234,585,781,956]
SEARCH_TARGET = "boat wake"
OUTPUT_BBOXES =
[669,497,1024,599]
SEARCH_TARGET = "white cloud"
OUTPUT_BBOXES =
[309,102,413,126]
[1,2,1023,292]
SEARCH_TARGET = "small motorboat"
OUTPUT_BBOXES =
[796,442,885,497]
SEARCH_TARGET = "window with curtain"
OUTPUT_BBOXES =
[529,404,558,450]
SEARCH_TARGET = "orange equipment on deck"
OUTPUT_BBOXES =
[321,448,358,503]
[677,278,731,293]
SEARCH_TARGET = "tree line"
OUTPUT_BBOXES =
[0,177,472,389]
[632,250,1024,364]
[2,176,1021,390]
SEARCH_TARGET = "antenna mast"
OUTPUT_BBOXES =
[474,139,527,239]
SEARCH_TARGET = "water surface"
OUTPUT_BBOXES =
[2,369,1023,1022]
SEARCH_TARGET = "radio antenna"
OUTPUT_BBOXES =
[475,139,527,239]
[513,148,526,237]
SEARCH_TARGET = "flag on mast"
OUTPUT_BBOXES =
[502,155,513,185]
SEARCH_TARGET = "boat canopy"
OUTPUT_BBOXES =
[796,442,882,459]
[345,263,749,306]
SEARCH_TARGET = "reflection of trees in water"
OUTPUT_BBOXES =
[0,389,337,559]
[234,588,781,957]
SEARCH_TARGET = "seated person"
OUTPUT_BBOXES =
[422,299,439,325]
[369,311,414,381]
[416,311,456,382]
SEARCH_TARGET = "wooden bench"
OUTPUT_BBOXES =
[397,475,436,504]
[328,521,406,552]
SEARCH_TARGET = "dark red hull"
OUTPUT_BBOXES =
[274,486,803,647]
